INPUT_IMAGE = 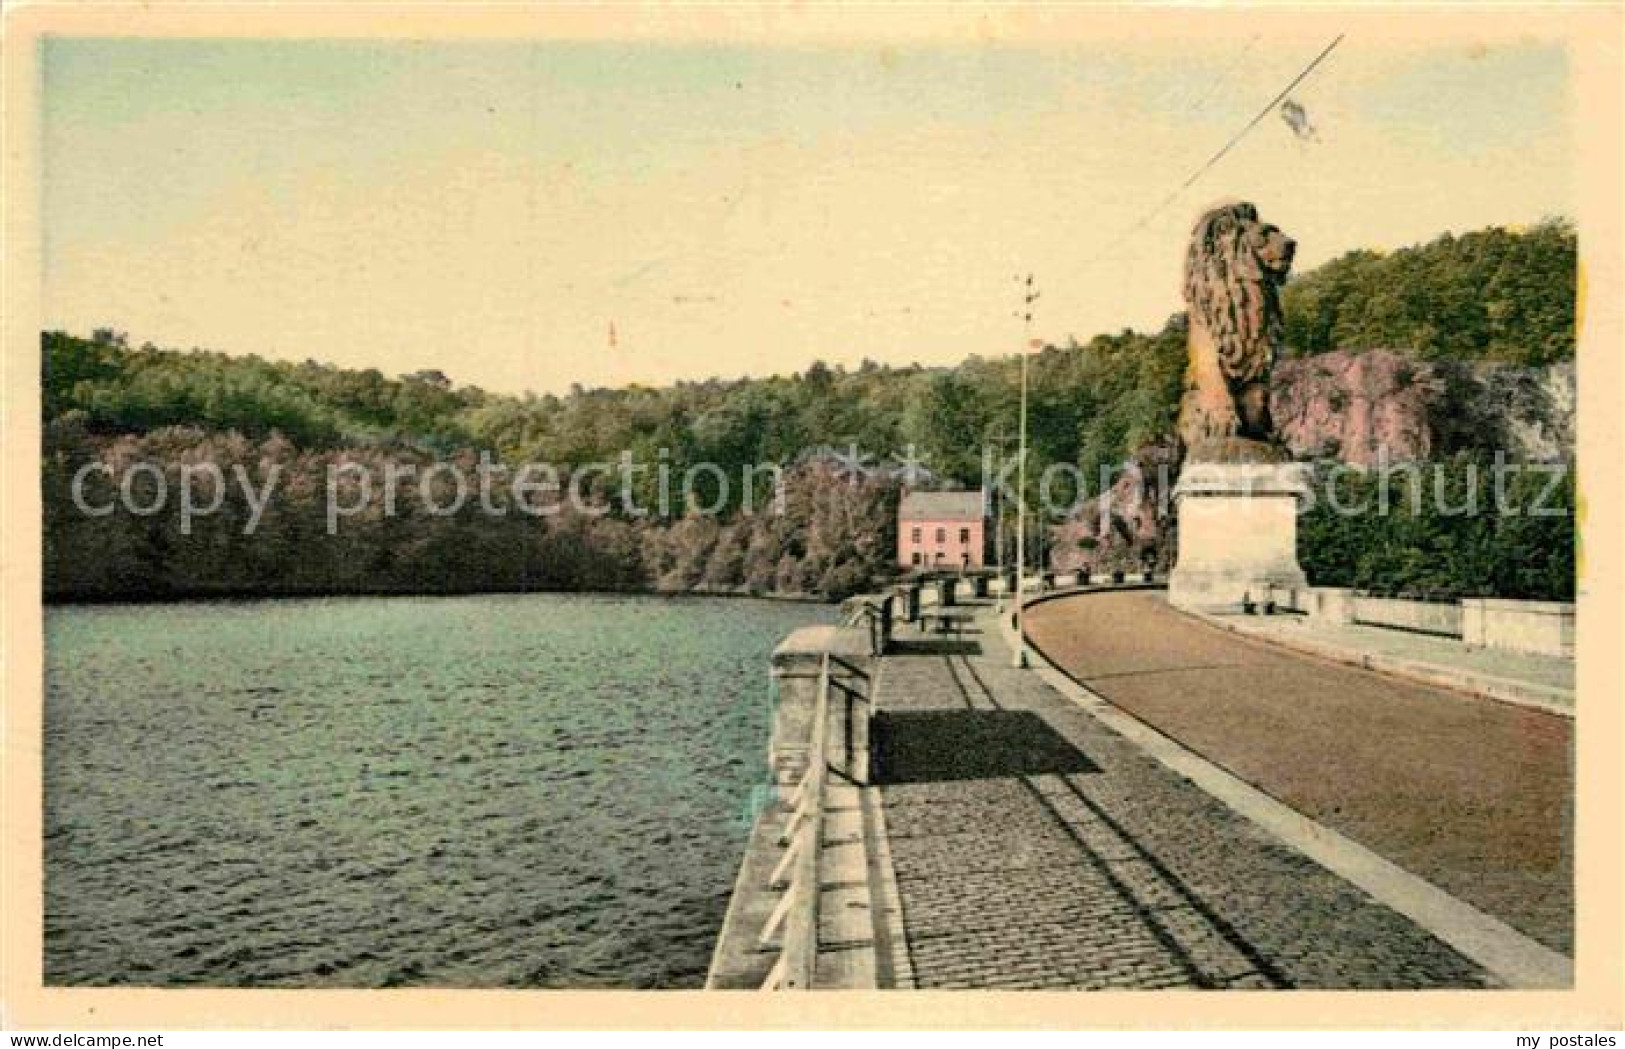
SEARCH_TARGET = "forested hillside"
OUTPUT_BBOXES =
[1281,218,1575,365]
[43,320,1184,503]
[42,220,1577,602]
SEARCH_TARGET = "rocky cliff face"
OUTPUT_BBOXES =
[1273,349,1574,466]
[1050,443,1179,573]
[1050,348,1575,572]
[1272,349,1440,465]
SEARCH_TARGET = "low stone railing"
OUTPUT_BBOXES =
[896,570,1160,609]
[1352,595,1464,638]
[1288,587,1575,658]
[1461,598,1575,658]
[707,623,877,991]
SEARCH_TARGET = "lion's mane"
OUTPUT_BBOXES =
[1183,201,1283,388]
[1177,201,1295,454]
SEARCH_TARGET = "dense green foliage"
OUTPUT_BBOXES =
[45,322,1187,501]
[45,320,1179,601]
[41,221,1577,602]
[43,417,902,602]
[47,331,478,451]
[1282,219,1576,364]
[1298,455,1575,601]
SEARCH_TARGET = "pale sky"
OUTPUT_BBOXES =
[42,34,1572,395]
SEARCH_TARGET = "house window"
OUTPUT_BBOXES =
[911,552,921,566]
[911,527,921,543]
[936,527,946,543]
[959,527,970,545]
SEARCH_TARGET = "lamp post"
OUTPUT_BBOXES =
[1012,274,1039,669]
[986,428,1013,612]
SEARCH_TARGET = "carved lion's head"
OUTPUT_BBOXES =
[1183,201,1296,386]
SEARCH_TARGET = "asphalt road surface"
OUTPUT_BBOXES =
[1024,590,1572,955]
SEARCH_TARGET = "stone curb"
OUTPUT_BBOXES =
[1188,610,1575,718]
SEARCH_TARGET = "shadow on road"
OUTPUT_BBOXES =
[871,709,1099,784]
[886,637,983,657]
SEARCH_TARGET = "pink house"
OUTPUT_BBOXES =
[897,490,986,570]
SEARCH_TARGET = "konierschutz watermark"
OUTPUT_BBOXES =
[65,443,1572,536]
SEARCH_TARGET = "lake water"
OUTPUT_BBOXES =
[44,593,832,988]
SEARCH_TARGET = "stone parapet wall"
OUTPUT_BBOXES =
[1461,598,1575,658]
[1294,588,1575,659]
[1352,596,1464,638]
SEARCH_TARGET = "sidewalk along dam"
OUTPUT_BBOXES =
[707,574,1572,990]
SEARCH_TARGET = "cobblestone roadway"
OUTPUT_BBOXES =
[873,614,1494,990]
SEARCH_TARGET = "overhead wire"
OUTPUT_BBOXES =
[1105,33,1346,252]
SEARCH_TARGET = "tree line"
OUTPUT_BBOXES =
[1281,218,1575,365]
[1297,455,1575,602]
[44,419,901,602]
[42,220,1576,602]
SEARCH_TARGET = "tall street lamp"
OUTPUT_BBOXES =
[1012,274,1039,669]
[985,428,1014,612]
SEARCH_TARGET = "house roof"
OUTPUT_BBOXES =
[899,490,985,522]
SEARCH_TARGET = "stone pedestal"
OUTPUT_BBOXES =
[1168,460,1310,611]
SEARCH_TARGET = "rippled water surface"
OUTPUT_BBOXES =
[45,594,832,987]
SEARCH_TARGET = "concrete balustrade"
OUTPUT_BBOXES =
[1351,595,1463,637]
[1297,587,1355,624]
[1291,587,1575,659]
[712,626,879,989]
[1461,598,1576,658]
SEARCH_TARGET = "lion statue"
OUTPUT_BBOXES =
[1177,201,1296,461]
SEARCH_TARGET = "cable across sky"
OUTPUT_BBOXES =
[1111,33,1347,248]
